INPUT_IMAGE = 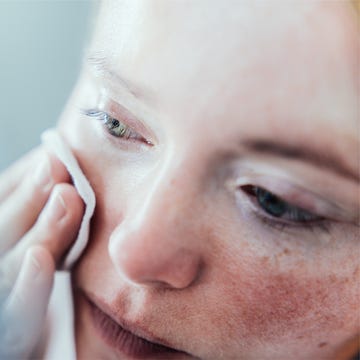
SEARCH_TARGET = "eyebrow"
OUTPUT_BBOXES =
[244,139,359,183]
[86,54,149,101]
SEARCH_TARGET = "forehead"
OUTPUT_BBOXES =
[91,1,358,151]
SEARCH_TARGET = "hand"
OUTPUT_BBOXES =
[0,148,84,359]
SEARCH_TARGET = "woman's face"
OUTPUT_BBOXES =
[58,1,359,359]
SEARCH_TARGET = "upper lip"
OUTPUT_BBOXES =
[84,290,186,354]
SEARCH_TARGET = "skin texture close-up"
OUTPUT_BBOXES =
[0,1,359,360]
[55,1,360,359]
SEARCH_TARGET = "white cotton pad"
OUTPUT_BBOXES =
[41,129,96,270]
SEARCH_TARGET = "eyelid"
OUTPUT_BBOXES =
[98,90,157,145]
[229,175,355,223]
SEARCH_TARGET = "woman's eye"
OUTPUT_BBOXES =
[104,116,127,137]
[242,185,323,224]
[82,108,148,143]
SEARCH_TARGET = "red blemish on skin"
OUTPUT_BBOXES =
[353,266,360,277]
[274,248,291,261]
[283,248,290,255]
[318,342,328,348]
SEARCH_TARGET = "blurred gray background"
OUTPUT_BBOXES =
[0,0,95,171]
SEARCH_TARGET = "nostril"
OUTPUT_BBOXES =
[108,228,202,290]
[163,253,203,289]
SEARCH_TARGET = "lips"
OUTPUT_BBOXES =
[84,292,187,359]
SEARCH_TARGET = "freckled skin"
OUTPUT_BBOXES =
[58,0,359,359]
[199,249,359,359]
[70,184,359,359]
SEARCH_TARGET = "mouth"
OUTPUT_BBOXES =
[83,291,189,359]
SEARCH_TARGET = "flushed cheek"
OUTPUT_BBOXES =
[221,261,359,353]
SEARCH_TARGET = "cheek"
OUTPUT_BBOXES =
[68,142,127,280]
[219,253,360,347]
[207,207,360,346]
[239,274,347,337]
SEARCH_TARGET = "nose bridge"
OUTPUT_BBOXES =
[108,151,203,289]
[133,158,189,234]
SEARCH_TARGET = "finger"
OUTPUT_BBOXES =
[0,147,42,202]
[8,183,84,276]
[0,152,71,254]
[0,246,54,359]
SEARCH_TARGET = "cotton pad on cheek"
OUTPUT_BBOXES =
[41,128,96,270]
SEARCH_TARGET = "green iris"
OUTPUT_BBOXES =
[106,116,127,137]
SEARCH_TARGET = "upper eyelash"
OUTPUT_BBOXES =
[82,108,126,131]
[241,185,331,233]
[82,108,106,120]
[82,108,151,144]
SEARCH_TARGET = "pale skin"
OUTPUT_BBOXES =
[0,1,359,359]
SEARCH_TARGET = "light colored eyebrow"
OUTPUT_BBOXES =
[86,53,150,101]
[243,139,359,183]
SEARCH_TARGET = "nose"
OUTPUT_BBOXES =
[108,171,203,290]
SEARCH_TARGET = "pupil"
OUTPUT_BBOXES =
[111,119,120,128]
[256,188,286,217]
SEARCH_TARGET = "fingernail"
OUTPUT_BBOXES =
[46,190,67,221]
[33,154,52,190]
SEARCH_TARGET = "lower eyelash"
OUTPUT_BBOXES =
[255,211,332,234]
[240,185,332,234]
